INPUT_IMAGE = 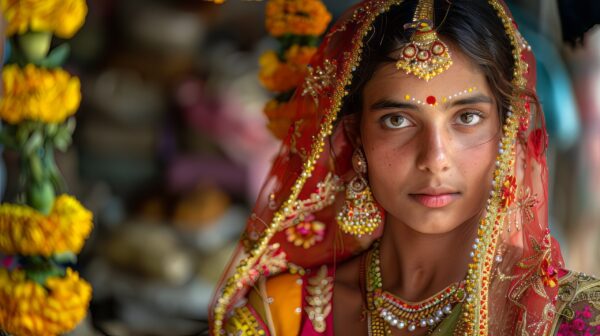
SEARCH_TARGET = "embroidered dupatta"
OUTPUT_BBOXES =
[210,1,567,335]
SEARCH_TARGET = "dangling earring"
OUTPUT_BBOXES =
[337,149,382,236]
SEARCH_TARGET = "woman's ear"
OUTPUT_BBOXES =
[342,114,362,148]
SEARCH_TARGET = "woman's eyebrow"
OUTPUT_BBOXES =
[369,98,420,111]
[443,94,493,109]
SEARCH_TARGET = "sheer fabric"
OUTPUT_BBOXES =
[210,1,572,335]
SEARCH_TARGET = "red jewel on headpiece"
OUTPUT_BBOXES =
[426,96,436,105]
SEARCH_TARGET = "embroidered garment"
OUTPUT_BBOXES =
[210,1,599,335]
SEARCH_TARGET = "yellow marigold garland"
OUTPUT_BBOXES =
[285,45,318,66]
[0,267,92,336]
[265,0,332,37]
[264,99,311,139]
[260,0,330,139]
[0,64,81,125]
[0,0,88,38]
[0,194,93,257]
[259,46,318,93]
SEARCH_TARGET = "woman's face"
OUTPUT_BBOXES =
[360,44,500,234]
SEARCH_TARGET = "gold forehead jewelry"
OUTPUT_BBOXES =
[396,0,452,81]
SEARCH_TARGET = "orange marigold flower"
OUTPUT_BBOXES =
[0,194,94,257]
[264,99,311,140]
[0,64,81,124]
[0,268,92,336]
[285,45,317,67]
[1,0,88,38]
[264,99,295,140]
[259,46,316,93]
[265,0,332,37]
[259,50,307,93]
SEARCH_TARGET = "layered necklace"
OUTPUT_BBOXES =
[362,240,467,335]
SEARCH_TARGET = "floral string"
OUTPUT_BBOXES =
[0,1,93,334]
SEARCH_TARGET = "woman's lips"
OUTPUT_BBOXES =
[410,193,460,208]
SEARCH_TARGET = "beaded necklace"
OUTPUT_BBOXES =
[362,240,467,335]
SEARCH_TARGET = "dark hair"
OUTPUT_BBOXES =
[341,0,529,121]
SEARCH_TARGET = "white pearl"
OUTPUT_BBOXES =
[420,319,427,327]
[408,324,416,331]
[436,310,444,318]
[444,305,453,314]
[495,255,503,263]
[398,321,406,329]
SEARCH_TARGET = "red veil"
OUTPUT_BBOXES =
[210,1,564,335]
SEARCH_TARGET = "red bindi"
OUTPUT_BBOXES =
[426,95,437,105]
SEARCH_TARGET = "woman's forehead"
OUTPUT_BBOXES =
[364,45,490,102]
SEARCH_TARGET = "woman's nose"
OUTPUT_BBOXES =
[415,126,451,174]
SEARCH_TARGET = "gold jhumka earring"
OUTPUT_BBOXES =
[396,0,452,81]
[337,148,382,236]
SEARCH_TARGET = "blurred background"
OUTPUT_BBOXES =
[1,0,599,335]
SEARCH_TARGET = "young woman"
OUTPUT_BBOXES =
[211,0,600,335]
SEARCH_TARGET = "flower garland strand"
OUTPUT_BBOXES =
[207,0,330,139]
[260,0,331,139]
[0,1,93,335]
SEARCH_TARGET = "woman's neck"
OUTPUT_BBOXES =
[378,213,480,302]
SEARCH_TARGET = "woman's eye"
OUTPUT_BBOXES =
[456,112,483,126]
[382,115,411,129]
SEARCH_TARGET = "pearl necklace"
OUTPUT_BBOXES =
[363,240,467,335]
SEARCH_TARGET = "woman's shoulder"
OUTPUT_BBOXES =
[552,269,600,334]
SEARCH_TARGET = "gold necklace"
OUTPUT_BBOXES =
[363,240,466,335]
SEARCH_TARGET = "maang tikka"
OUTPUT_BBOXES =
[337,148,382,236]
[396,0,452,81]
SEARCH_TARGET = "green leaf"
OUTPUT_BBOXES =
[28,154,44,184]
[48,163,67,193]
[53,131,72,152]
[53,251,78,264]
[24,265,66,286]
[16,124,32,147]
[27,180,55,214]
[45,123,58,137]
[65,117,77,134]
[23,130,43,156]
[277,34,321,54]
[21,256,66,285]
[38,44,71,68]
